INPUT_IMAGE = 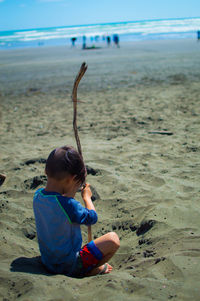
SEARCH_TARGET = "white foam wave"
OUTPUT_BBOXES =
[0,18,200,43]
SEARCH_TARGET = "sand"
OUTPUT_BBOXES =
[0,39,200,301]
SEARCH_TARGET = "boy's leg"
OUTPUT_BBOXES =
[85,232,120,276]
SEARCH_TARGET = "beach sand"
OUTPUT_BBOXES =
[0,39,200,301]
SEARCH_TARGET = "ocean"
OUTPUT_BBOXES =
[0,17,200,50]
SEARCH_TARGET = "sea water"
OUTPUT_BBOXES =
[0,17,200,50]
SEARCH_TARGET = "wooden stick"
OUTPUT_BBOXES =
[71,62,92,243]
[72,62,87,158]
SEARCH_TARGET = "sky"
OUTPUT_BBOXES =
[0,0,200,31]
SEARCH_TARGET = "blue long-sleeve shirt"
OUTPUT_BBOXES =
[33,188,97,275]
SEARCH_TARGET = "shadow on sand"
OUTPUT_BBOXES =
[10,256,53,276]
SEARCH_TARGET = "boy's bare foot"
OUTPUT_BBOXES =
[86,263,113,277]
[98,263,113,275]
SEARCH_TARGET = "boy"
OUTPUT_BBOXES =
[33,146,120,277]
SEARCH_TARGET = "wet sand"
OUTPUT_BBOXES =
[0,39,200,301]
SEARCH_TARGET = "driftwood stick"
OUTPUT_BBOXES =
[71,62,92,243]
[72,62,87,158]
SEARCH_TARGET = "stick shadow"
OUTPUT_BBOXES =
[10,256,53,276]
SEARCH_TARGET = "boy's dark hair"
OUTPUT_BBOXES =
[45,146,86,184]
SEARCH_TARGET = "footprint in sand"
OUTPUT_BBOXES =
[138,173,165,187]
[21,217,36,240]
[23,158,46,166]
[24,175,47,190]
[0,193,9,213]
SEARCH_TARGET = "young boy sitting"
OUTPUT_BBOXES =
[33,145,120,277]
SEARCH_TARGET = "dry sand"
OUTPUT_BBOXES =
[0,39,200,301]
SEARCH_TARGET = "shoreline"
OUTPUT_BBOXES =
[0,34,198,51]
[0,37,198,53]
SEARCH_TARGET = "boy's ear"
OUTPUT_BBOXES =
[71,175,79,184]
[70,175,82,187]
[65,174,76,183]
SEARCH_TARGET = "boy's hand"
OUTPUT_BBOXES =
[81,183,92,200]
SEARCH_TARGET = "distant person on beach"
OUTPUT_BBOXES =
[71,37,77,47]
[33,146,120,278]
[106,36,111,47]
[113,34,120,48]
[95,35,100,42]
[197,31,200,41]
[82,35,87,49]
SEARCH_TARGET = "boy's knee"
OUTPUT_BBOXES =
[109,232,120,249]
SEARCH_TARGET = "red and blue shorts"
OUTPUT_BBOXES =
[73,241,103,277]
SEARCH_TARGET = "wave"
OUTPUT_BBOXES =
[0,17,199,47]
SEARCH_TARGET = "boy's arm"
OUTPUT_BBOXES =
[57,194,97,225]
[81,183,96,212]
[57,184,97,225]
